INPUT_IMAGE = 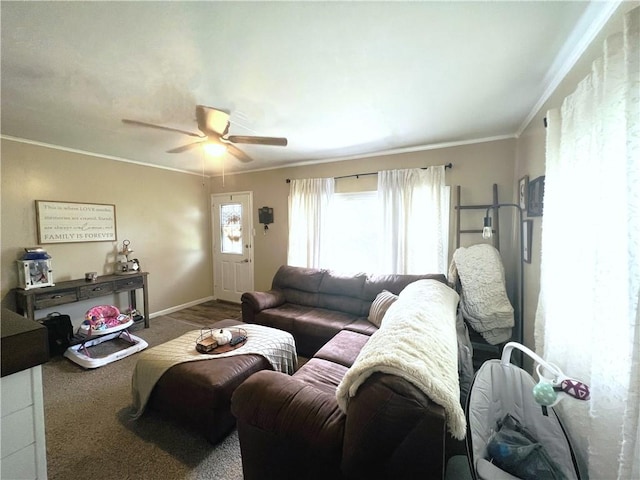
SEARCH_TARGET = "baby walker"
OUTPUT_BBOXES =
[64,305,148,369]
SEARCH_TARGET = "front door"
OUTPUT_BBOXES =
[211,192,254,303]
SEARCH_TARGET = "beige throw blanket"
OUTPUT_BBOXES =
[336,279,466,440]
[131,324,297,418]
[448,244,514,345]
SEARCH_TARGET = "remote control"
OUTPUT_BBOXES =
[229,335,247,346]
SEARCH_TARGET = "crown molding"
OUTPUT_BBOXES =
[3,133,515,179]
[517,1,621,136]
[0,135,209,177]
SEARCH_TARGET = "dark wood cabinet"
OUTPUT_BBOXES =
[15,272,149,328]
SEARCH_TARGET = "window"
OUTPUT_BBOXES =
[320,187,450,274]
[322,192,378,273]
[220,203,243,254]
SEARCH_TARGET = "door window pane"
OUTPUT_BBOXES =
[220,203,243,254]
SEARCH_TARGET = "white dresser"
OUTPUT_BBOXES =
[1,308,49,480]
[1,367,47,479]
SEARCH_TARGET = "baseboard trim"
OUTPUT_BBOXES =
[150,296,215,319]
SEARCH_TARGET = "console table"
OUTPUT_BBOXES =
[14,272,149,328]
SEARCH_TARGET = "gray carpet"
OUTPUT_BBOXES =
[42,315,244,480]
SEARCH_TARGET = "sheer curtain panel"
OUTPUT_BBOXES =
[378,165,447,274]
[535,7,639,478]
[287,178,334,268]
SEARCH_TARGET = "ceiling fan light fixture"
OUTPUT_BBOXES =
[204,142,227,157]
[123,105,286,163]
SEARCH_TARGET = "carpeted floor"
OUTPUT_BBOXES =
[42,301,245,480]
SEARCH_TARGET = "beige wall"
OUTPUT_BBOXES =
[210,138,518,293]
[1,139,214,324]
[1,137,518,324]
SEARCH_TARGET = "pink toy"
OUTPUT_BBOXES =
[83,305,127,332]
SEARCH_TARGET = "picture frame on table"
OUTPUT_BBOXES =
[528,175,545,217]
[523,220,533,263]
[518,175,529,211]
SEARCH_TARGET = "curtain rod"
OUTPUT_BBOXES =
[285,163,452,183]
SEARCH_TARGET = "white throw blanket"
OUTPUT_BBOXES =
[336,279,466,440]
[449,244,514,345]
[131,324,297,418]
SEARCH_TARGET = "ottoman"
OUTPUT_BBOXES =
[146,319,271,444]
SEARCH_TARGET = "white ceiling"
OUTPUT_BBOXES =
[1,1,617,176]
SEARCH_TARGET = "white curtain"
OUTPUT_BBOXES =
[535,7,639,479]
[378,165,448,274]
[287,177,334,268]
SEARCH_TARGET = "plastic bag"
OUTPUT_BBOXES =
[486,413,566,480]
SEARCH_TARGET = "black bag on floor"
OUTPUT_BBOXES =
[40,312,73,356]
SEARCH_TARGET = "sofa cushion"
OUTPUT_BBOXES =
[363,273,447,300]
[314,330,370,368]
[319,271,366,296]
[317,293,363,316]
[368,290,398,327]
[290,308,362,356]
[272,265,325,293]
[343,318,378,336]
[254,304,362,357]
[293,358,349,395]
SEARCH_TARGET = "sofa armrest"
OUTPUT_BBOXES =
[231,370,345,479]
[231,370,344,448]
[341,372,447,480]
[241,290,286,312]
[241,290,286,323]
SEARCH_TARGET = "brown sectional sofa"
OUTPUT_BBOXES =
[240,264,445,357]
[233,265,465,480]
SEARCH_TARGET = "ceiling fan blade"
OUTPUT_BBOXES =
[122,119,204,138]
[224,143,253,163]
[167,140,205,154]
[196,105,230,136]
[227,135,288,147]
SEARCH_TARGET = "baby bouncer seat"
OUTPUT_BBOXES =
[465,342,586,479]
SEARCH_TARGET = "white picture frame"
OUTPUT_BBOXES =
[35,200,117,244]
[523,219,533,263]
[519,175,529,212]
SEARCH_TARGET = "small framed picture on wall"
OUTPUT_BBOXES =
[518,175,529,211]
[523,219,533,263]
[528,175,545,217]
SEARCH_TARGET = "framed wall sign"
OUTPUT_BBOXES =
[36,200,117,244]
[527,176,545,217]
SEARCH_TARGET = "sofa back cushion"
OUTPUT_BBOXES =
[363,273,447,299]
[273,265,325,292]
[318,271,367,315]
[272,265,324,308]
[271,265,448,317]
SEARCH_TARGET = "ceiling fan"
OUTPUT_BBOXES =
[122,105,287,163]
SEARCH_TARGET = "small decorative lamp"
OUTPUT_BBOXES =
[482,216,493,239]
